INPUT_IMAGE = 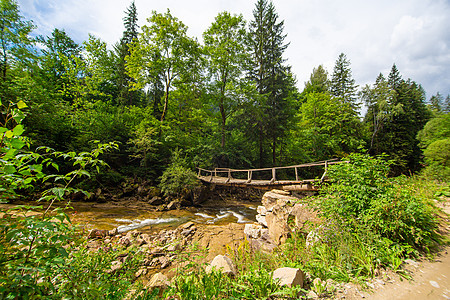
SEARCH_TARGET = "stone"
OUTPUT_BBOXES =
[147,272,170,289]
[126,230,139,239]
[159,256,170,269]
[244,223,265,239]
[306,290,319,299]
[166,200,180,211]
[272,267,304,288]
[205,255,236,276]
[149,196,164,205]
[256,214,268,227]
[256,205,268,216]
[87,229,108,239]
[135,268,148,278]
[167,243,181,252]
[118,237,131,247]
[271,189,291,196]
[290,203,320,232]
[180,221,195,230]
[265,212,291,245]
[107,260,123,274]
[262,190,297,211]
[108,228,118,236]
[135,238,146,246]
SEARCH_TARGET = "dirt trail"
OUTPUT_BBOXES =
[364,247,450,300]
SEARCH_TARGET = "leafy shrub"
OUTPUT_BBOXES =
[422,138,450,181]
[159,149,200,198]
[320,153,439,249]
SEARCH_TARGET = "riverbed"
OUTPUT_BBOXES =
[1,198,258,234]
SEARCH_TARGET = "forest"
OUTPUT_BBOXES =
[1,0,450,298]
[1,0,449,187]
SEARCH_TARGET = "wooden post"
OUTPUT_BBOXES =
[270,168,276,183]
[320,161,328,182]
[214,168,217,177]
[226,169,231,183]
[247,170,252,183]
[198,169,201,177]
[295,167,298,181]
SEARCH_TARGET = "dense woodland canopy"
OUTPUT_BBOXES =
[1,0,449,187]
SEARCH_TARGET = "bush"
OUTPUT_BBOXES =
[320,153,439,249]
[159,149,200,198]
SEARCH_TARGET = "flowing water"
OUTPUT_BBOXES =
[61,200,258,234]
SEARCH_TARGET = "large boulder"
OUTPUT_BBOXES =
[255,190,321,246]
[205,255,236,276]
[272,267,304,288]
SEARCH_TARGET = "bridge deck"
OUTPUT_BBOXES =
[197,160,347,191]
[198,175,319,191]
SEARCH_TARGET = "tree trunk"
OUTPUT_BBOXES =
[220,101,226,148]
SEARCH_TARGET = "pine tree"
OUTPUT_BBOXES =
[330,53,359,111]
[248,0,294,166]
[429,92,443,112]
[388,63,401,90]
[114,1,141,106]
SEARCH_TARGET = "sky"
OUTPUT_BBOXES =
[17,0,450,100]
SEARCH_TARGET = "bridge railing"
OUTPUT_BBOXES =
[197,159,348,184]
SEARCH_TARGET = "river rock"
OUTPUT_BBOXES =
[272,267,304,288]
[118,236,131,247]
[244,223,265,239]
[107,260,123,274]
[257,205,268,215]
[148,196,164,205]
[159,256,170,269]
[256,214,268,227]
[290,203,320,233]
[87,229,108,239]
[265,212,291,245]
[206,255,236,276]
[147,272,170,289]
[262,190,297,211]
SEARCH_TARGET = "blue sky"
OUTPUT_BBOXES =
[17,0,450,100]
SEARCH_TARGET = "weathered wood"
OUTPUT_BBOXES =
[282,184,317,191]
[196,159,348,188]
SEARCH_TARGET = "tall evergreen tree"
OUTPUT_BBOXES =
[114,1,141,106]
[247,0,294,166]
[367,64,432,174]
[330,53,359,111]
[387,63,401,90]
[429,92,444,112]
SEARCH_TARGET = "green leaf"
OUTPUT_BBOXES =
[10,138,25,149]
[12,109,25,123]
[51,187,66,200]
[3,165,17,174]
[17,100,27,109]
[12,125,24,136]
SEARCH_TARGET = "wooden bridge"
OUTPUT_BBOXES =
[197,159,347,191]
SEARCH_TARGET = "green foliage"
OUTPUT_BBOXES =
[417,113,450,181]
[0,101,120,298]
[320,153,439,249]
[52,245,144,299]
[159,149,200,198]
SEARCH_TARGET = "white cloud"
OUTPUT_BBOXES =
[17,0,450,98]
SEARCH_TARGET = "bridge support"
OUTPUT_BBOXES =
[270,168,276,183]
[246,170,252,183]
